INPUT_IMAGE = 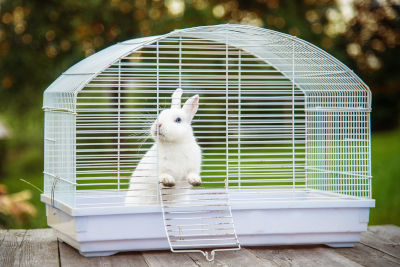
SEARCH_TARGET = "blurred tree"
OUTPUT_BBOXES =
[0,0,399,227]
[0,0,398,131]
[333,0,400,130]
[0,184,36,228]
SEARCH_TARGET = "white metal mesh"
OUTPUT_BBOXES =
[43,111,76,206]
[42,23,372,258]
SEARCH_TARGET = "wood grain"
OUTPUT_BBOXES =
[360,225,400,259]
[335,242,400,267]
[2,226,399,266]
[0,229,7,245]
[0,229,26,267]
[187,248,274,267]
[247,245,363,267]
[16,229,59,267]
[142,250,198,267]
[59,240,148,267]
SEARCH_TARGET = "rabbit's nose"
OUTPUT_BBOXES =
[158,123,162,129]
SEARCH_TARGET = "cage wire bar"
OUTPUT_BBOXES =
[155,35,241,260]
[42,24,372,258]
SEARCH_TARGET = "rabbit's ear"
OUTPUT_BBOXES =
[183,94,199,121]
[171,88,183,109]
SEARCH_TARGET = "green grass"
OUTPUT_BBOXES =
[1,173,47,229]
[369,127,400,225]
[1,128,399,229]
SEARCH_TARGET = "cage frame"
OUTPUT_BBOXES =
[42,24,375,259]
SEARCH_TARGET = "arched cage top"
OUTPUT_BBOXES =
[43,24,371,112]
[43,23,372,205]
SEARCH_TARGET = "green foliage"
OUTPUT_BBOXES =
[0,0,399,228]
[369,128,400,225]
[3,128,399,229]
[0,178,45,229]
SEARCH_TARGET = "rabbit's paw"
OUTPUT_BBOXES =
[160,174,176,187]
[187,173,202,186]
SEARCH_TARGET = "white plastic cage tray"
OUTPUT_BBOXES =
[41,189,374,257]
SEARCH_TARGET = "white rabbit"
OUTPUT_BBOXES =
[125,88,202,205]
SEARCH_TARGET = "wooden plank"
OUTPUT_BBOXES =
[246,245,363,267]
[59,240,148,267]
[360,225,400,259]
[335,242,400,267]
[0,229,27,267]
[106,251,149,266]
[1,226,397,266]
[0,229,7,245]
[17,229,59,267]
[142,250,198,267]
[187,248,274,267]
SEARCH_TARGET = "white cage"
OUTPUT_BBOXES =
[42,24,375,260]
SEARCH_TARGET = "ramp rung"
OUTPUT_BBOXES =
[167,227,235,233]
[166,222,233,227]
[171,237,237,242]
[165,209,229,214]
[165,215,232,220]
[169,233,235,238]
[172,242,239,248]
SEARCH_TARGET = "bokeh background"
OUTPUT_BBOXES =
[0,0,399,228]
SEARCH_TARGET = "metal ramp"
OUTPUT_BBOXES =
[159,185,241,261]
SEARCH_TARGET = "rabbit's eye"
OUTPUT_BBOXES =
[175,117,182,123]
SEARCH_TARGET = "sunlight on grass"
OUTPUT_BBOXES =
[369,128,400,225]
[1,128,399,228]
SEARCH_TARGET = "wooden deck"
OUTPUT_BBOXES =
[0,225,399,266]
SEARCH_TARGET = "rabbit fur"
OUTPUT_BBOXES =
[125,88,202,205]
